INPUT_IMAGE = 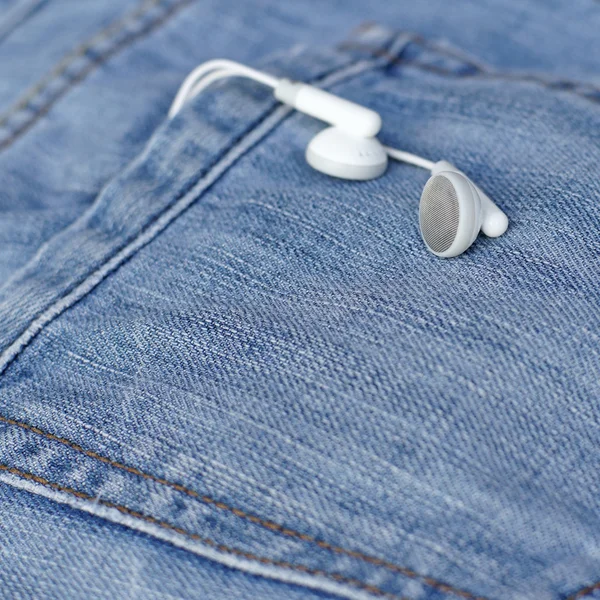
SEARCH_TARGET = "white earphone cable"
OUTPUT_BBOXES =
[383,146,435,171]
[186,68,249,105]
[169,59,279,118]
[169,62,436,173]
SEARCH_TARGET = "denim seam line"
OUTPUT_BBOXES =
[339,38,600,105]
[0,463,411,600]
[0,37,406,376]
[0,0,195,152]
[0,0,48,46]
[0,414,488,600]
[566,581,600,600]
[0,103,280,367]
[0,0,176,125]
[0,34,489,600]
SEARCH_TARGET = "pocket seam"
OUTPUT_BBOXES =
[566,581,600,600]
[339,36,600,106]
[0,463,403,600]
[0,0,47,46]
[0,410,489,600]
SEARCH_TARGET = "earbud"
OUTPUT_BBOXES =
[304,127,388,180]
[274,79,388,181]
[419,161,508,257]
[273,79,382,137]
[169,59,509,258]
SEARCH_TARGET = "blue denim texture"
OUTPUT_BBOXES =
[0,1,600,599]
[0,482,338,599]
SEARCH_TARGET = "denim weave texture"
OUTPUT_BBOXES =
[0,1,599,599]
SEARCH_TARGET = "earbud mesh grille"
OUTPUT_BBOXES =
[419,175,460,253]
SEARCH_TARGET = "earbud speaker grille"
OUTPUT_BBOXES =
[419,175,460,253]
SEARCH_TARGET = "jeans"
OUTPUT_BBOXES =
[0,1,599,599]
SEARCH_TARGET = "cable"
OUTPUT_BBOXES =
[169,60,437,177]
[187,68,252,106]
[169,59,279,118]
[383,146,435,171]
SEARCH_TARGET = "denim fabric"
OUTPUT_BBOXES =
[0,0,140,111]
[1,1,600,600]
[0,482,338,599]
[1,0,599,283]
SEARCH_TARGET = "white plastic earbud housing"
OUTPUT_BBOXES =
[305,127,388,180]
[274,80,382,137]
[275,80,388,181]
[419,161,508,257]
[432,161,508,238]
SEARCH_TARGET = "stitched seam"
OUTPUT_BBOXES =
[0,0,160,126]
[344,33,600,94]
[0,0,194,152]
[0,463,410,600]
[0,102,281,368]
[0,43,379,373]
[339,40,600,104]
[0,414,488,600]
[566,582,600,600]
[0,0,47,45]
[350,27,492,73]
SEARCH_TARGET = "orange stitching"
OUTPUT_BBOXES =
[566,581,600,600]
[0,414,487,600]
[0,464,406,600]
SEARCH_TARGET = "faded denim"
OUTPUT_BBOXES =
[0,1,599,599]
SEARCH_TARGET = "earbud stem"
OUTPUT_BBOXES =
[274,79,382,138]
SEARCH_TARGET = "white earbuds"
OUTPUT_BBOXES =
[169,59,509,257]
[305,127,389,180]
